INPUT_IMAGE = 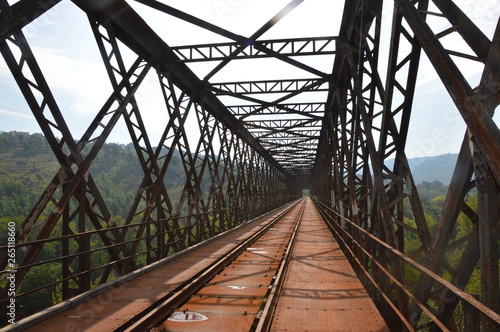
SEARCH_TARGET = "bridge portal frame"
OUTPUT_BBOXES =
[0,0,498,330]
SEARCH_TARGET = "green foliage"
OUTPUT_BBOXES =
[17,263,62,315]
[0,179,40,220]
[402,182,483,330]
[417,181,449,201]
[0,132,188,220]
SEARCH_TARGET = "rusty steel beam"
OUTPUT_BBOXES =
[395,0,500,185]
[0,9,141,296]
[430,0,491,62]
[211,78,328,95]
[72,0,293,182]
[405,3,500,329]
[0,0,61,42]
[170,37,336,63]
[378,1,434,289]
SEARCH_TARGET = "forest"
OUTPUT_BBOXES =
[0,131,479,327]
[0,131,191,319]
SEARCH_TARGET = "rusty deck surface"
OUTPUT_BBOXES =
[21,203,295,332]
[269,198,390,332]
[157,200,305,332]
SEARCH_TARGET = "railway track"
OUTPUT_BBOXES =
[118,198,306,332]
[17,197,388,332]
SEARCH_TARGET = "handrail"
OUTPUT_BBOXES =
[313,198,500,330]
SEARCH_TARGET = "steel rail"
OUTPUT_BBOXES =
[253,198,306,331]
[117,198,305,331]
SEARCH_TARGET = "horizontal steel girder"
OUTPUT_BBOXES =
[170,37,337,62]
[212,78,329,95]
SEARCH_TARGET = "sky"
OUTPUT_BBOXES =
[0,0,499,159]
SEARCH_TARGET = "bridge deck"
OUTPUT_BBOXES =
[19,199,388,332]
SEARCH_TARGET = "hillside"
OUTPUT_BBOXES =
[385,153,458,185]
[0,132,186,218]
[0,132,460,219]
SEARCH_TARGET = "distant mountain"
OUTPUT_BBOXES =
[386,153,458,185]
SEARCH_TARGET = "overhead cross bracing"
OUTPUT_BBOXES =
[124,0,337,186]
[0,0,499,331]
[76,0,338,188]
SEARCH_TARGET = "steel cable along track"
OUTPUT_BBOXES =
[116,198,306,332]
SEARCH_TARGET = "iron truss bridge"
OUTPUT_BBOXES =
[0,0,499,330]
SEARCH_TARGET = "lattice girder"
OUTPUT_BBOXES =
[0,0,498,329]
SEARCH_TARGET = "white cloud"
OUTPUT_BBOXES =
[454,0,499,38]
[30,46,111,113]
[0,108,33,120]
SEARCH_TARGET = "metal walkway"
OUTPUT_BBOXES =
[269,199,389,332]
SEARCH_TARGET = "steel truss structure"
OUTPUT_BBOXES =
[0,0,498,330]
